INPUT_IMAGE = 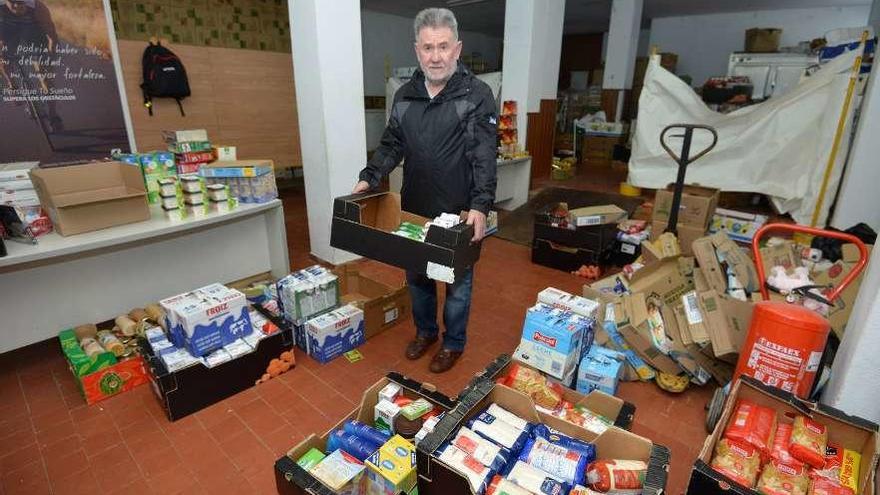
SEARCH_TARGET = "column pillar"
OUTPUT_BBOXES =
[501,0,566,144]
[289,0,366,264]
[602,0,643,121]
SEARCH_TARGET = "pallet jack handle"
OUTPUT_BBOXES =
[660,124,718,235]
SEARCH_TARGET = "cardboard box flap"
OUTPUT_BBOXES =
[52,186,146,208]
[710,231,760,293]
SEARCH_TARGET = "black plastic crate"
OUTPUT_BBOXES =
[531,238,601,272]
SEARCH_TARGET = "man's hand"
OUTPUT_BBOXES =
[466,209,487,243]
[352,181,371,194]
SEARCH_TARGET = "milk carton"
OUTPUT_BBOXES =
[537,287,600,319]
[276,266,340,324]
[576,345,625,396]
[513,303,594,383]
[305,304,365,363]
[159,284,253,357]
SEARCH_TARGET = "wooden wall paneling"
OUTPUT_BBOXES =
[526,99,557,180]
[116,40,302,169]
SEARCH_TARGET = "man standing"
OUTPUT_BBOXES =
[354,8,497,373]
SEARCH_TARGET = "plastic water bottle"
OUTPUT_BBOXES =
[343,420,391,446]
[325,430,380,461]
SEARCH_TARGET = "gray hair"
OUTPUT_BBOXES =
[413,8,459,41]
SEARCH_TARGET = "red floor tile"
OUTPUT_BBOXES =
[1,460,50,495]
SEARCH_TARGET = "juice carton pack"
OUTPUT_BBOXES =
[305,304,365,364]
[365,436,417,495]
[159,283,253,357]
[277,266,340,324]
[514,302,594,382]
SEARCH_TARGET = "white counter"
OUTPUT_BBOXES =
[0,200,289,353]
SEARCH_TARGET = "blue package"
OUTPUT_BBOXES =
[325,430,381,461]
[517,436,589,486]
[466,408,532,454]
[531,425,597,464]
[342,420,390,447]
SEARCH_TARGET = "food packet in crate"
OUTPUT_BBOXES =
[789,416,827,469]
[808,478,856,495]
[485,475,532,495]
[723,399,777,459]
[756,460,809,495]
[771,423,805,469]
[585,459,647,494]
[517,436,589,486]
[710,438,761,488]
[810,443,860,494]
[499,363,565,410]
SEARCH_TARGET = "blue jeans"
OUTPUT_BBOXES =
[406,268,474,352]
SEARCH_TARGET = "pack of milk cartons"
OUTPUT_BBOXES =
[276,265,340,325]
[537,287,600,320]
[305,304,365,364]
[159,283,253,357]
[513,302,594,386]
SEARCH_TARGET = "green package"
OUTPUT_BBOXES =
[400,398,433,421]
[296,448,326,471]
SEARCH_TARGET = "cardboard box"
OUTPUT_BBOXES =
[568,204,628,228]
[274,373,456,495]
[365,436,418,495]
[615,293,683,376]
[651,219,705,256]
[687,377,878,495]
[693,232,761,295]
[29,161,150,236]
[758,239,800,274]
[581,135,626,161]
[305,304,365,364]
[59,328,149,405]
[416,373,669,495]
[159,283,253,357]
[628,257,695,307]
[812,243,872,338]
[677,291,710,345]
[334,265,411,340]
[653,184,720,230]
[698,290,754,358]
[710,208,768,243]
[744,28,782,53]
[330,192,480,284]
[141,305,292,421]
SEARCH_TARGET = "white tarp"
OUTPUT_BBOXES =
[629,50,859,226]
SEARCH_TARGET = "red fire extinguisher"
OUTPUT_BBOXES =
[733,224,869,399]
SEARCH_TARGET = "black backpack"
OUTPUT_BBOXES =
[140,41,191,116]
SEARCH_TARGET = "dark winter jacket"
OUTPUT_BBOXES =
[359,63,498,218]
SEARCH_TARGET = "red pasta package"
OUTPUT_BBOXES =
[789,416,827,469]
[585,459,646,494]
[808,478,855,495]
[771,423,805,469]
[723,400,777,459]
[710,438,761,488]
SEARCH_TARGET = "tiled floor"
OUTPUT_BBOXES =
[0,172,717,495]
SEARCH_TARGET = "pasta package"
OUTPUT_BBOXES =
[485,475,532,495]
[771,423,805,470]
[723,400,777,459]
[810,443,860,494]
[500,364,565,410]
[710,438,761,488]
[755,460,809,495]
[584,459,647,494]
[789,416,827,469]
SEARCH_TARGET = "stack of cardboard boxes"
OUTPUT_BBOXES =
[531,202,630,272]
[651,184,720,256]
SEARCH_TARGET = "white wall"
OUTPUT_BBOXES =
[823,238,880,423]
[871,0,880,31]
[361,10,503,96]
[649,6,871,86]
